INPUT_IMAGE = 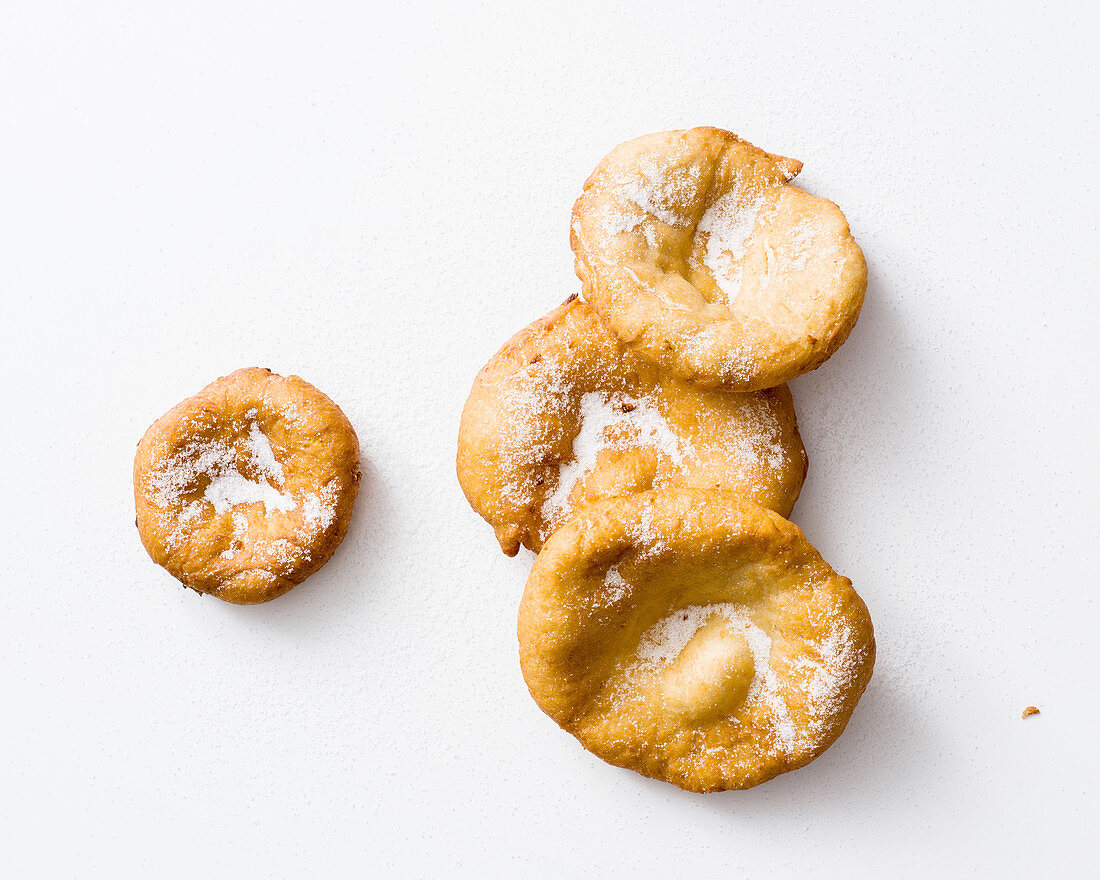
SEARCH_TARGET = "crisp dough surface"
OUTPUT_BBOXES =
[133,367,360,604]
[517,489,875,793]
[571,127,867,391]
[457,298,807,556]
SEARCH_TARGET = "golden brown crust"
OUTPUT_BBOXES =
[517,489,875,792]
[133,368,360,604]
[571,127,867,391]
[456,298,807,555]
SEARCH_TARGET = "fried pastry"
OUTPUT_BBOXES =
[133,367,360,604]
[457,297,807,556]
[571,127,867,391]
[517,488,875,792]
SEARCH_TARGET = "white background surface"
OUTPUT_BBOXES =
[2,1,1097,876]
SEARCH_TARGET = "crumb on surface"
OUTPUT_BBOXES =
[1021,706,1040,719]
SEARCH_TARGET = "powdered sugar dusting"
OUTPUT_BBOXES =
[716,396,790,477]
[591,199,647,237]
[541,390,689,526]
[495,356,574,509]
[695,182,767,303]
[150,423,297,518]
[246,420,286,483]
[633,605,752,666]
[626,504,671,559]
[589,564,632,610]
[781,216,817,273]
[147,414,344,560]
[630,603,859,755]
[203,468,296,515]
[791,614,868,744]
[634,604,798,749]
[612,159,702,228]
[302,482,339,534]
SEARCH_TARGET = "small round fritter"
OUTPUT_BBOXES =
[134,367,360,604]
[571,127,867,391]
[457,298,807,556]
[518,489,875,793]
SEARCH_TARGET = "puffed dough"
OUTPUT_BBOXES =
[517,489,875,793]
[571,127,867,391]
[457,297,807,556]
[134,368,360,604]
